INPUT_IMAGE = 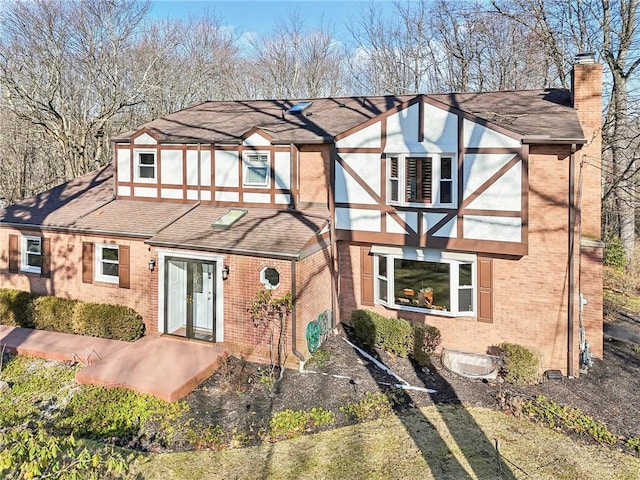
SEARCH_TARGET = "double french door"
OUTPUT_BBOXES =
[165,258,216,341]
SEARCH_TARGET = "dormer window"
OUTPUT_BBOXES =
[135,150,156,182]
[243,153,269,187]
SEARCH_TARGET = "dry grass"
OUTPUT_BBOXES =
[132,406,640,480]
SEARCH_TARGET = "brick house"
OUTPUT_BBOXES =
[0,57,602,376]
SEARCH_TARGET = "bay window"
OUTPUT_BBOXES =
[374,248,475,316]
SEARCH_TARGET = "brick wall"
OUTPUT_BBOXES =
[0,228,154,324]
[572,62,603,240]
[338,145,598,375]
[299,145,330,207]
[295,246,333,358]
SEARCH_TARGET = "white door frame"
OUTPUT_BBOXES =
[157,250,224,342]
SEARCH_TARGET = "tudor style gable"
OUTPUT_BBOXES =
[333,96,527,256]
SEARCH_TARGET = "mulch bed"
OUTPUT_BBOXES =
[182,313,640,451]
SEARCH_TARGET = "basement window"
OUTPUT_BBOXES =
[211,209,247,229]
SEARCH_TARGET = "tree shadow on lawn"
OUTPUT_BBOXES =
[344,330,516,480]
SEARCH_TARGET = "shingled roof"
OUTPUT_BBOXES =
[114,89,584,144]
[0,165,114,228]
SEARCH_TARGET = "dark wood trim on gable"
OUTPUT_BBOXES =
[336,155,381,204]
[461,155,521,208]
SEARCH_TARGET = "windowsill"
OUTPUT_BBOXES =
[133,177,157,184]
[377,300,474,318]
[94,276,119,285]
[388,202,456,209]
[20,267,42,275]
[243,183,269,188]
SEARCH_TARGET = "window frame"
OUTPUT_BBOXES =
[134,149,157,183]
[386,153,456,207]
[373,249,476,317]
[243,152,270,187]
[21,235,42,274]
[95,243,120,284]
[260,266,281,290]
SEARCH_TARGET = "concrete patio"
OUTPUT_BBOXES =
[0,325,228,401]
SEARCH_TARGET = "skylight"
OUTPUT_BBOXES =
[288,101,312,113]
[211,209,247,229]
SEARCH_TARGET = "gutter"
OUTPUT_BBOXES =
[145,240,300,261]
[522,136,587,145]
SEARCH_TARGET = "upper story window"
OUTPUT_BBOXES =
[21,235,42,274]
[374,249,475,316]
[135,150,156,182]
[243,153,269,187]
[387,154,455,206]
[95,244,119,283]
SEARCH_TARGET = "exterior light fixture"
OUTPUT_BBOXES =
[148,258,156,271]
[222,265,230,280]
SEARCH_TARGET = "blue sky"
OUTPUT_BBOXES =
[150,0,379,40]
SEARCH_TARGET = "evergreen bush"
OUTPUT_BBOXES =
[30,295,77,334]
[351,309,413,357]
[0,289,36,327]
[498,342,539,385]
[0,288,144,342]
[72,302,144,342]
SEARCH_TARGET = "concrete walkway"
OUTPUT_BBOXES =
[0,325,227,402]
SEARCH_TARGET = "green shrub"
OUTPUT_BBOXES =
[412,323,441,360]
[340,392,393,421]
[525,395,617,445]
[351,309,413,357]
[604,234,627,269]
[55,386,188,441]
[498,342,539,385]
[267,407,335,440]
[30,295,78,334]
[0,288,36,327]
[72,302,144,341]
[0,427,130,480]
[0,289,144,342]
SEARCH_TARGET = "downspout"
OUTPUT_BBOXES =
[568,144,577,377]
[296,210,339,329]
[290,259,305,367]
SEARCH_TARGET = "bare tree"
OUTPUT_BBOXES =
[492,0,640,259]
[349,0,436,95]
[130,14,242,122]
[247,12,348,99]
[0,0,154,179]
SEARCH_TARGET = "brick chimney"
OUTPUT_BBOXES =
[571,52,603,241]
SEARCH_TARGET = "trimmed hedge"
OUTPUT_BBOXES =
[30,296,78,334]
[72,302,144,342]
[0,288,144,342]
[351,309,413,357]
[352,309,442,362]
[0,289,36,328]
